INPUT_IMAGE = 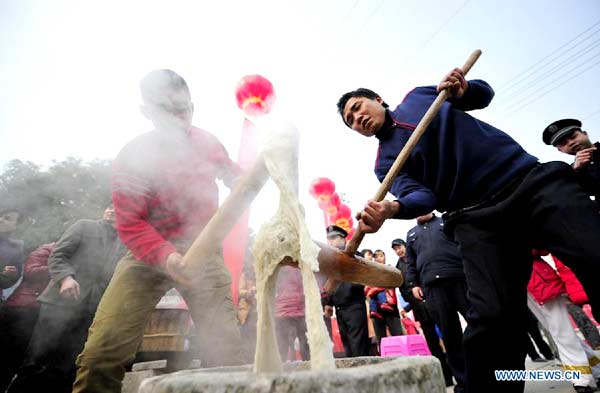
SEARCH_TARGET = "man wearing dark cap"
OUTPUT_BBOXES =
[543,118,600,203]
[392,236,455,388]
[405,212,469,393]
[321,225,370,357]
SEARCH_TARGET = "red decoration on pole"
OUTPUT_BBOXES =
[235,75,275,117]
[309,178,356,238]
[225,75,275,305]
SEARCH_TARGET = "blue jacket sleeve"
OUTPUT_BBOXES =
[386,173,437,219]
[448,79,495,111]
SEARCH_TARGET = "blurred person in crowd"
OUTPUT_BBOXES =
[9,206,125,393]
[528,250,600,393]
[238,249,257,363]
[275,265,309,361]
[406,212,468,393]
[73,70,243,393]
[360,249,374,261]
[322,225,370,357]
[392,237,454,387]
[365,249,403,348]
[0,242,53,391]
[0,207,25,301]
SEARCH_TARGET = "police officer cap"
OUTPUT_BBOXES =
[326,225,348,239]
[542,118,582,146]
[391,238,406,248]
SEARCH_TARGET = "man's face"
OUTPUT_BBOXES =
[343,96,386,137]
[142,89,194,132]
[103,207,116,226]
[374,251,386,264]
[392,244,406,258]
[0,211,19,234]
[363,251,374,261]
[327,235,346,250]
[555,130,593,155]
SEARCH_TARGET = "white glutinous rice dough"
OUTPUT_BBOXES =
[252,124,335,373]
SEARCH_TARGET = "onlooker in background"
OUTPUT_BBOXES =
[406,212,468,393]
[0,242,53,391]
[275,265,309,361]
[9,206,125,393]
[400,309,419,335]
[238,250,257,364]
[552,254,600,349]
[392,237,455,388]
[543,119,599,204]
[360,249,374,261]
[528,249,600,393]
[0,207,25,301]
[366,249,403,346]
[322,225,370,357]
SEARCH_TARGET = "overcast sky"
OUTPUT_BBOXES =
[1,0,599,256]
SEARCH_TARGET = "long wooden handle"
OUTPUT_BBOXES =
[181,156,269,273]
[345,49,482,255]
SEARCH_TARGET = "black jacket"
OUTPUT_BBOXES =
[575,141,600,204]
[395,257,432,323]
[326,282,365,308]
[406,215,464,287]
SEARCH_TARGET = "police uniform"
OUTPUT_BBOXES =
[405,216,469,391]
[393,239,455,387]
[543,118,600,203]
[323,226,371,357]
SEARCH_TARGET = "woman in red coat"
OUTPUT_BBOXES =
[528,250,600,393]
[0,243,53,391]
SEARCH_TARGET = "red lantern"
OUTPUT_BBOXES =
[325,193,341,215]
[337,204,351,218]
[309,178,335,199]
[317,194,332,209]
[327,204,352,227]
[235,75,275,117]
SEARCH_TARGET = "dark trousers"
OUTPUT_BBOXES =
[0,306,40,392]
[446,162,600,393]
[275,316,310,361]
[525,309,554,360]
[335,302,371,357]
[7,302,94,393]
[566,302,600,348]
[371,309,403,341]
[424,279,469,388]
[409,300,455,385]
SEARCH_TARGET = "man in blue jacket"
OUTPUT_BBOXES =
[336,68,600,393]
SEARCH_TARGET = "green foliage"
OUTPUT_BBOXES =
[0,158,112,252]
